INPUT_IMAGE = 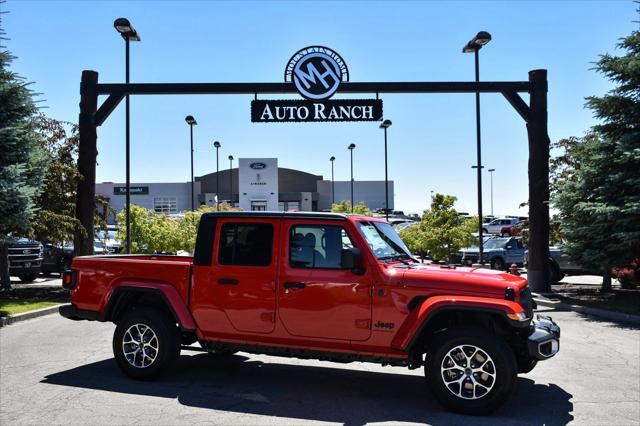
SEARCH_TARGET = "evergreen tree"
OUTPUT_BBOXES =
[0,21,48,287]
[30,117,82,243]
[553,29,640,291]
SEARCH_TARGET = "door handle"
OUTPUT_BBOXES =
[218,278,239,285]
[284,282,306,289]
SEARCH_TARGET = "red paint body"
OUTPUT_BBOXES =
[67,215,528,360]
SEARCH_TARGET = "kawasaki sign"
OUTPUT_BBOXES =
[114,186,148,195]
[251,46,382,123]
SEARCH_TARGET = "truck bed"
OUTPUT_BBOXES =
[70,254,193,313]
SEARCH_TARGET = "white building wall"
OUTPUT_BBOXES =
[317,180,393,211]
[95,181,200,223]
[238,158,279,211]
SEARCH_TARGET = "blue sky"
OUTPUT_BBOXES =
[3,0,637,215]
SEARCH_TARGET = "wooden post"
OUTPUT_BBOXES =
[74,71,98,256]
[527,69,550,293]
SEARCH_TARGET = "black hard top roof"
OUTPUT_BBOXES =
[201,211,350,220]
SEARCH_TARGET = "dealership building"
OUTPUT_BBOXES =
[96,158,393,222]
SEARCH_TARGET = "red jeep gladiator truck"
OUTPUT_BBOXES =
[60,212,559,415]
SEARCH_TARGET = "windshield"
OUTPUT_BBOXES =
[356,221,413,262]
[484,238,508,250]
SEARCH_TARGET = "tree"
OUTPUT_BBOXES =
[116,202,240,254]
[331,200,373,216]
[400,194,475,262]
[29,117,82,243]
[552,29,640,291]
[0,44,48,288]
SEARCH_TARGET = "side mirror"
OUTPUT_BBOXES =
[341,247,364,274]
[506,245,513,249]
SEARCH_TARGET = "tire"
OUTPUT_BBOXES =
[490,258,505,271]
[112,307,181,380]
[549,262,561,285]
[18,273,37,283]
[517,357,538,374]
[482,228,489,234]
[425,326,517,415]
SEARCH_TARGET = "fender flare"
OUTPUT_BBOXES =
[391,295,525,352]
[101,280,196,332]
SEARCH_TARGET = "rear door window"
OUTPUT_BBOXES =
[218,223,273,266]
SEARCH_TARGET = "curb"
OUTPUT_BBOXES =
[534,296,640,325]
[0,304,64,327]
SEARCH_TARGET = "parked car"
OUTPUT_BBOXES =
[61,211,560,415]
[525,246,589,285]
[482,218,519,235]
[500,220,528,237]
[41,242,74,275]
[5,236,43,283]
[95,229,121,254]
[461,237,526,270]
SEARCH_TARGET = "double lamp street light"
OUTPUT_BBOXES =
[114,21,488,250]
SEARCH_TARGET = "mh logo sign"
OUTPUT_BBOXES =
[285,46,349,100]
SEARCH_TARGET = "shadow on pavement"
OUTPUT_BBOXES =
[42,354,573,425]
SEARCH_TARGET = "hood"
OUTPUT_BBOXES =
[397,263,527,297]
[6,237,41,246]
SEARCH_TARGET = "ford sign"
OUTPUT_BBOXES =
[250,162,267,170]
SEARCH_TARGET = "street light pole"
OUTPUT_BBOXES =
[379,119,392,221]
[228,155,234,207]
[329,156,335,206]
[463,30,491,264]
[348,144,356,213]
[114,18,140,254]
[185,116,197,212]
[213,141,221,211]
[488,168,496,217]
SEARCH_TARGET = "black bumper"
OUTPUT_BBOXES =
[59,304,100,321]
[526,314,560,360]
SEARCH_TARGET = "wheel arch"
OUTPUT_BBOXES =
[102,282,196,332]
[393,296,525,353]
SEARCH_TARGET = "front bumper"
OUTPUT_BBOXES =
[527,314,560,360]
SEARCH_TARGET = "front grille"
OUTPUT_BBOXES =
[9,247,41,256]
[519,286,534,318]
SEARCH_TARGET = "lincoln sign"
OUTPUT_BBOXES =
[251,46,383,123]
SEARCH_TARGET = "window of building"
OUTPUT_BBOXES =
[251,200,267,211]
[278,202,285,211]
[153,197,177,214]
[218,223,273,266]
[287,201,300,211]
[289,225,353,269]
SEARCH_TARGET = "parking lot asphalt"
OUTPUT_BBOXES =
[1,308,638,426]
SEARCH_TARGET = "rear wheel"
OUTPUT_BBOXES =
[113,308,180,380]
[425,326,517,415]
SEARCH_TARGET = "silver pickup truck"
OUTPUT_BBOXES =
[525,246,589,284]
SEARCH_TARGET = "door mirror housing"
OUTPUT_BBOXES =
[341,247,364,274]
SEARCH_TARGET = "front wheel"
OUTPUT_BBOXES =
[425,326,517,415]
[113,308,181,380]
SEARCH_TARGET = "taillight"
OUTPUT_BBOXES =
[62,270,77,290]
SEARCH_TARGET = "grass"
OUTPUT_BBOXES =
[0,299,61,317]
